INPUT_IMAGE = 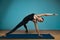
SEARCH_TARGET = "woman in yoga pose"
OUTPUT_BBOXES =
[0,13,57,36]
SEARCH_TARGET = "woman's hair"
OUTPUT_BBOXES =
[42,17,44,21]
[40,17,44,22]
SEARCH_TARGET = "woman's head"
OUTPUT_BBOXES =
[37,17,44,22]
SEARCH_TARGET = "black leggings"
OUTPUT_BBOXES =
[6,20,28,35]
[6,13,34,35]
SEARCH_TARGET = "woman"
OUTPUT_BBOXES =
[0,13,57,36]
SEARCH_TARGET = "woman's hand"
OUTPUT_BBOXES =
[53,14,58,16]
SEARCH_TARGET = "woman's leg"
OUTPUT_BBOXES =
[24,24,28,33]
[6,22,24,35]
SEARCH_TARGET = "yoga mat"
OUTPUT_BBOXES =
[0,34,54,39]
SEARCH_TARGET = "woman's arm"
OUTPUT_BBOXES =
[33,21,40,36]
[36,13,58,17]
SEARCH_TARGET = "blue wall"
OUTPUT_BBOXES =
[0,0,60,30]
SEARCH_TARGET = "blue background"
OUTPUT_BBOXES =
[0,0,60,30]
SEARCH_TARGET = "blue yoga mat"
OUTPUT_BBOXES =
[0,34,54,39]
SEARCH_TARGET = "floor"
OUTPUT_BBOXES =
[0,30,60,40]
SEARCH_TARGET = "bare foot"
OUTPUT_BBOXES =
[0,33,6,37]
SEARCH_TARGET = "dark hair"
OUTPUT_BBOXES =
[41,17,44,22]
[42,17,44,21]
